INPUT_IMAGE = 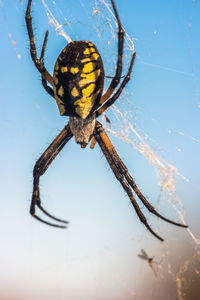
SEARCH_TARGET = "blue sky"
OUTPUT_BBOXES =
[0,0,200,299]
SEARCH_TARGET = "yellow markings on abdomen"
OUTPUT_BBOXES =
[54,61,59,71]
[73,43,102,118]
[70,67,79,74]
[81,58,91,63]
[74,83,98,119]
[58,85,64,97]
[53,60,59,85]
[85,41,94,46]
[91,52,99,60]
[81,53,99,63]
[71,87,79,97]
[61,66,68,73]
[83,47,96,55]
[53,79,65,116]
[79,69,100,87]
[53,75,58,85]
[53,61,66,115]
[83,62,97,74]
[80,48,100,85]
[74,88,100,119]
[82,83,95,97]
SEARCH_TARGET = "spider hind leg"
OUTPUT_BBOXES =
[94,121,188,241]
[31,124,73,228]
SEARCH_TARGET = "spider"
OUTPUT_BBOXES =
[25,0,188,241]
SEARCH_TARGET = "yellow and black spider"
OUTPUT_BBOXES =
[25,0,187,241]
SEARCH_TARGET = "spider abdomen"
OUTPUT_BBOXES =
[53,41,104,119]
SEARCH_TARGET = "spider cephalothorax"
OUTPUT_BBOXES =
[69,114,96,148]
[26,0,188,241]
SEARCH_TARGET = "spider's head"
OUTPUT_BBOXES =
[69,114,96,148]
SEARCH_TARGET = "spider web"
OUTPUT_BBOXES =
[1,0,200,299]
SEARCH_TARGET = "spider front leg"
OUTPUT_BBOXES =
[96,52,136,117]
[98,0,124,106]
[97,0,136,115]
[94,122,188,241]
[31,124,73,227]
[26,0,53,86]
[42,77,54,97]
[40,32,54,97]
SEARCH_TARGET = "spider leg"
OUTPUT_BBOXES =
[97,0,124,107]
[42,77,54,97]
[123,172,188,228]
[31,124,73,228]
[94,122,164,241]
[94,122,188,240]
[40,31,54,97]
[40,30,48,62]
[96,52,136,117]
[25,0,53,86]
[90,136,97,149]
[97,125,188,228]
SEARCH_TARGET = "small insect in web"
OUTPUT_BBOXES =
[138,249,161,277]
[25,0,188,241]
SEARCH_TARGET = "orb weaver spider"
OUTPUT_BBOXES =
[25,0,188,241]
